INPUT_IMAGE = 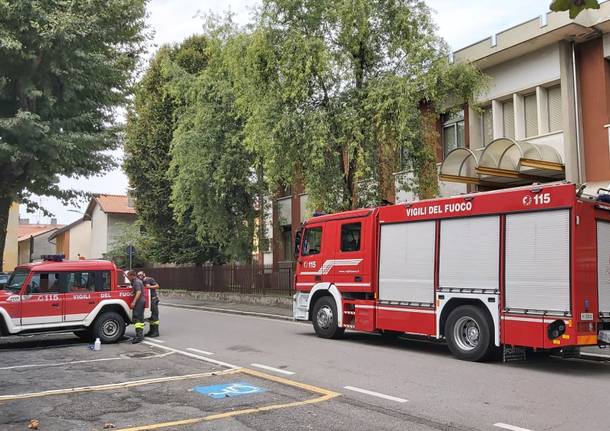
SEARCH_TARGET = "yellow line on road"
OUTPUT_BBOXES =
[0,369,240,401]
[113,368,341,431]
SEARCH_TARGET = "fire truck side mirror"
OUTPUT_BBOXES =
[294,228,302,259]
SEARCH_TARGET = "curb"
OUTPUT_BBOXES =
[161,302,297,322]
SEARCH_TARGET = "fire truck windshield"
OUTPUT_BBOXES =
[4,269,29,293]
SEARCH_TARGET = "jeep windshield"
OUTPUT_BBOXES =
[4,269,29,293]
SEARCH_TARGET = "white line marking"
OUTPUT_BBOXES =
[343,386,408,403]
[0,352,174,371]
[143,341,239,369]
[186,347,214,356]
[494,423,534,431]
[145,338,165,343]
[250,363,295,375]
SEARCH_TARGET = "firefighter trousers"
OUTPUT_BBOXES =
[149,297,160,327]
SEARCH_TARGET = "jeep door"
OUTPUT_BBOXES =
[20,272,63,325]
[63,270,111,322]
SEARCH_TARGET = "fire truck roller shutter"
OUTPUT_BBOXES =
[597,221,610,314]
[439,216,500,290]
[505,209,570,313]
[378,221,435,304]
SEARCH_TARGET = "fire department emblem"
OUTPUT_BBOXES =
[522,195,532,206]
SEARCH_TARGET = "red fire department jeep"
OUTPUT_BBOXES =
[0,255,149,343]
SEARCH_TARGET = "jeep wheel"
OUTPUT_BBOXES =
[312,296,345,339]
[93,311,126,344]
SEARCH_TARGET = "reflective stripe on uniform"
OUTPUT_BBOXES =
[149,320,160,326]
[134,322,145,329]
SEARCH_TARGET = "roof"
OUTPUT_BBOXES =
[17,224,63,242]
[16,259,117,272]
[85,194,136,218]
[304,209,373,224]
[48,217,89,241]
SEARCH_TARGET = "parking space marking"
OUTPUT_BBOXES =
[114,367,340,431]
[250,363,295,375]
[344,386,408,403]
[143,341,239,369]
[0,351,174,371]
[494,423,534,431]
[145,338,165,343]
[186,347,214,355]
[0,369,240,401]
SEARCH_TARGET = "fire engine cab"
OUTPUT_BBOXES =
[0,256,149,343]
[293,182,610,361]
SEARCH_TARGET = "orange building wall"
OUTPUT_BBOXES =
[578,37,610,182]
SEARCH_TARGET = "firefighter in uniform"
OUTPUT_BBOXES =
[127,271,145,344]
[138,271,160,337]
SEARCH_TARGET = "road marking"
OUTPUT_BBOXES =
[145,338,165,343]
[343,386,408,403]
[250,363,295,375]
[0,351,174,371]
[494,423,534,431]
[113,368,340,431]
[580,352,610,359]
[143,341,239,369]
[0,369,240,401]
[186,347,214,356]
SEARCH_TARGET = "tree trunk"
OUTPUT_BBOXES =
[419,108,441,199]
[0,196,13,272]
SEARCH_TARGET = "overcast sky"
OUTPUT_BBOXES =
[23,0,552,225]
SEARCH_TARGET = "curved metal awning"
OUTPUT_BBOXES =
[440,138,565,187]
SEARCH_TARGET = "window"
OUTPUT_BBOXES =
[340,223,361,252]
[5,270,29,293]
[502,100,515,139]
[27,273,62,294]
[302,227,322,256]
[442,110,465,156]
[524,93,538,138]
[66,271,111,292]
[548,85,562,132]
[481,106,493,146]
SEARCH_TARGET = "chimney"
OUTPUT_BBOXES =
[51,217,57,225]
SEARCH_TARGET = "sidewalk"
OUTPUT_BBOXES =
[159,293,610,359]
[160,296,293,321]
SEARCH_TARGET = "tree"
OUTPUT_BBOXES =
[104,222,148,269]
[0,0,147,270]
[169,23,257,262]
[550,0,600,19]
[124,36,218,265]
[239,0,483,211]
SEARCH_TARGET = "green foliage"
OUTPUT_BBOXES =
[124,36,217,265]
[0,0,148,270]
[550,0,599,19]
[169,23,256,262]
[104,222,148,269]
[238,0,484,211]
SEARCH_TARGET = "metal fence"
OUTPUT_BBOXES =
[142,264,294,297]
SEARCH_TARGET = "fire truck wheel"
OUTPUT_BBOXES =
[445,305,493,362]
[93,311,126,344]
[312,296,345,339]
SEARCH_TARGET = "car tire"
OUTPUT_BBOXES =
[312,296,345,339]
[92,311,126,344]
[445,305,494,362]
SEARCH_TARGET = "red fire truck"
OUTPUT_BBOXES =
[293,182,610,361]
[0,256,149,343]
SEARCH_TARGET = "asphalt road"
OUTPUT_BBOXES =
[148,304,610,431]
[1,306,609,431]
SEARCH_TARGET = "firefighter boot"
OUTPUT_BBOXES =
[146,325,159,338]
[131,328,144,344]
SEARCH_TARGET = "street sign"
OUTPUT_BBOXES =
[194,382,265,399]
[126,245,136,256]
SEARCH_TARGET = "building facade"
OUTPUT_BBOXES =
[2,203,19,271]
[85,195,137,259]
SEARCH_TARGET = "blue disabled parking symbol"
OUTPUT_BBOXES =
[194,382,266,399]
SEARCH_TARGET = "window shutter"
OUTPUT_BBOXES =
[524,93,538,138]
[503,101,515,139]
[548,86,562,132]
[482,107,493,145]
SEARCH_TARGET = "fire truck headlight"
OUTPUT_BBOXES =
[547,320,566,340]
